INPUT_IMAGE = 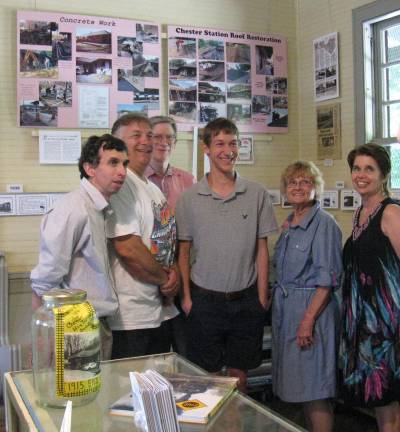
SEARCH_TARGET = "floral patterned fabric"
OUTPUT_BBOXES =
[341,197,400,407]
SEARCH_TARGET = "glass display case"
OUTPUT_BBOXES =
[4,352,306,432]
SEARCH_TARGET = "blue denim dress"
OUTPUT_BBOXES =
[272,201,342,402]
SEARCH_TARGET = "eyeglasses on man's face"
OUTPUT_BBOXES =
[287,178,314,188]
[152,134,176,143]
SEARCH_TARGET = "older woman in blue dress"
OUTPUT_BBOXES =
[272,161,342,432]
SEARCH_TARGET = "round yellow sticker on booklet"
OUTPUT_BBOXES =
[176,399,207,411]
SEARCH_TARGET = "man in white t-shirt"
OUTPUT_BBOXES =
[107,113,179,358]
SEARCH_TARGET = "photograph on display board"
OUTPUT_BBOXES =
[255,45,274,75]
[169,59,197,79]
[20,100,57,127]
[76,58,112,84]
[118,70,144,92]
[20,20,57,45]
[39,81,72,107]
[252,95,271,116]
[20,49,58,78]
[268,96,288,127]
[199,103,226,123]
[17,11,162,128]
[132,55,159,78]
[53,32,72,61]
[117,103,148,118]
[117,37,143,57]
[76,28,111,54]
[198,39,224,61]
[198,82,226,103]
[227,84,251,101]
[136,23,159,43]
[169,80,197,101]
[198,61,225,82]
[134,88,159,104]
[266,77,287,94]
[167,25,288,132]
[169,37,196,58]
[169,101,197,123]
[226,43,250,63]
[227,103,251,124]
[226,63,251,84]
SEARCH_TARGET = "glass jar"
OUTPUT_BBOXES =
[32,288,101,407]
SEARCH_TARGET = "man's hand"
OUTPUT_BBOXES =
[181,296,192,316]
[258,290,271,311]
[159,264,180,299]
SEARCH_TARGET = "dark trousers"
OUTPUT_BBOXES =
[111,319,172,359]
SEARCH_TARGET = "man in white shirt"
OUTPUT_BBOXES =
[108,114,179,359]
[31,134,129,359]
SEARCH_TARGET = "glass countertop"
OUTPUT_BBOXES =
[9,352,305,432]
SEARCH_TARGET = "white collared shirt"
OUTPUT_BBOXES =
[31,178,118,318]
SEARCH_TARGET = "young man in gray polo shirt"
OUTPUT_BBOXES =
[176,117,277,392]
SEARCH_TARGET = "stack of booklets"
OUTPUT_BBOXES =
[110,371,238,426]
[128,370,180,432]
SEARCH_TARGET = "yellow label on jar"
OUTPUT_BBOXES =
[54,301,101,398]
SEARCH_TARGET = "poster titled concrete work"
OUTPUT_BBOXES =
[17,11,161,128]
[167,25,288,133]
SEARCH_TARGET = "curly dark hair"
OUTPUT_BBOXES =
[202,117,239,147]
[78,134,127,179]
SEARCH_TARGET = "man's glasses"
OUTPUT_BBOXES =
[153,134,176,143]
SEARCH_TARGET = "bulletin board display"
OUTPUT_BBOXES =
[17,10,161,129]
[167,25,288,133]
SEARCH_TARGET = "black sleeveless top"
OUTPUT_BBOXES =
[341,197,400,407]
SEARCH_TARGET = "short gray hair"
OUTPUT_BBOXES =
[149,116,177,135]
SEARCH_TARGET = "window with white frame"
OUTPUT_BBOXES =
[353,1,400,187]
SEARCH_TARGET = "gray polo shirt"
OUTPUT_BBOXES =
[175,174,278,292]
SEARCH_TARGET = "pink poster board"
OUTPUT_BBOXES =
[17,11,161,128]
[167,25,288,133]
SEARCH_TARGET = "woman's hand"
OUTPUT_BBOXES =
[296,312,315,348]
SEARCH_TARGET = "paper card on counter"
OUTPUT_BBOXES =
[39,130,81,164]
[59,400,72,432]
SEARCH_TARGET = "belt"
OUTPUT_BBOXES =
[190,281,255,301]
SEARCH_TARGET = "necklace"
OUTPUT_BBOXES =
[352,199,385,240]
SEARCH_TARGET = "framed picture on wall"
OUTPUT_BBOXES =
[268,189,281,205]
[236,135,254,164]
[281,198,292,209]
[321,190,339,209]
[313,32,339,102]
[0,195,16,216]
[340,189,361,211]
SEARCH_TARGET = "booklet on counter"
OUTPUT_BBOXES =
[110,371,238,425]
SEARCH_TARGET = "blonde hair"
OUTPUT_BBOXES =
[280,160,324,198]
